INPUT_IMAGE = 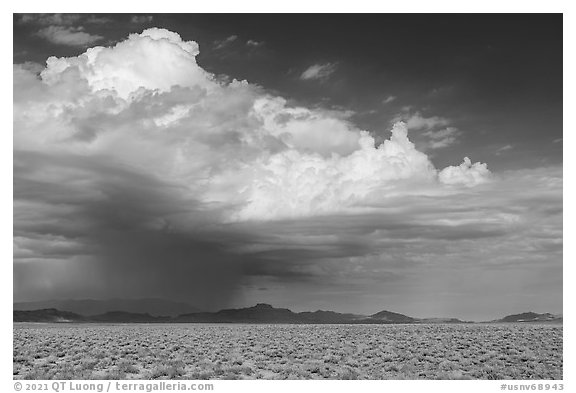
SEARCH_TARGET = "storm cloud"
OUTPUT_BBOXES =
[13,27,562,318]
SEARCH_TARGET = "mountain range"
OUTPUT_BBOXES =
[492,311,563,323]
[13,298,200,317]
[14,301,560,324]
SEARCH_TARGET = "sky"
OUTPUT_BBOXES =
[12,14,563,320]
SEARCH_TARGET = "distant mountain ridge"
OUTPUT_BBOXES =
[13,298,201,317]
[496,312,563,323]
[14,303,467,324]
[368,310,416,323]
[13,303,560,324]
[14,308,85,323]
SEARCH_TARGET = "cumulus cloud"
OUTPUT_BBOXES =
[300,62,337,81]
[15,28,492,223]
[39,29,212,99]
[18,28,559,314]
[230,122,440,220]
[37,25,103,47]
[438,157,491,187]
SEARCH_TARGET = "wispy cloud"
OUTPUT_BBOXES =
[85,15,113,24]
[19,13,111,25]
[19,13,82,26]
[246,39,264,47]
[130,15,154,24]
[300,62,337,81]
[423,126,462,149]
[382,95,396,104]
[393,111,460,149]
[495,144,514,155]
[20,14,106,47]
[36,26,103,47]
[394,111,450,130]
[214,35,238,50]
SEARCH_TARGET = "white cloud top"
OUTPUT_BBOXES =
[41,29,212,99]
[438,157,491,187]
[14,28,492,222]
